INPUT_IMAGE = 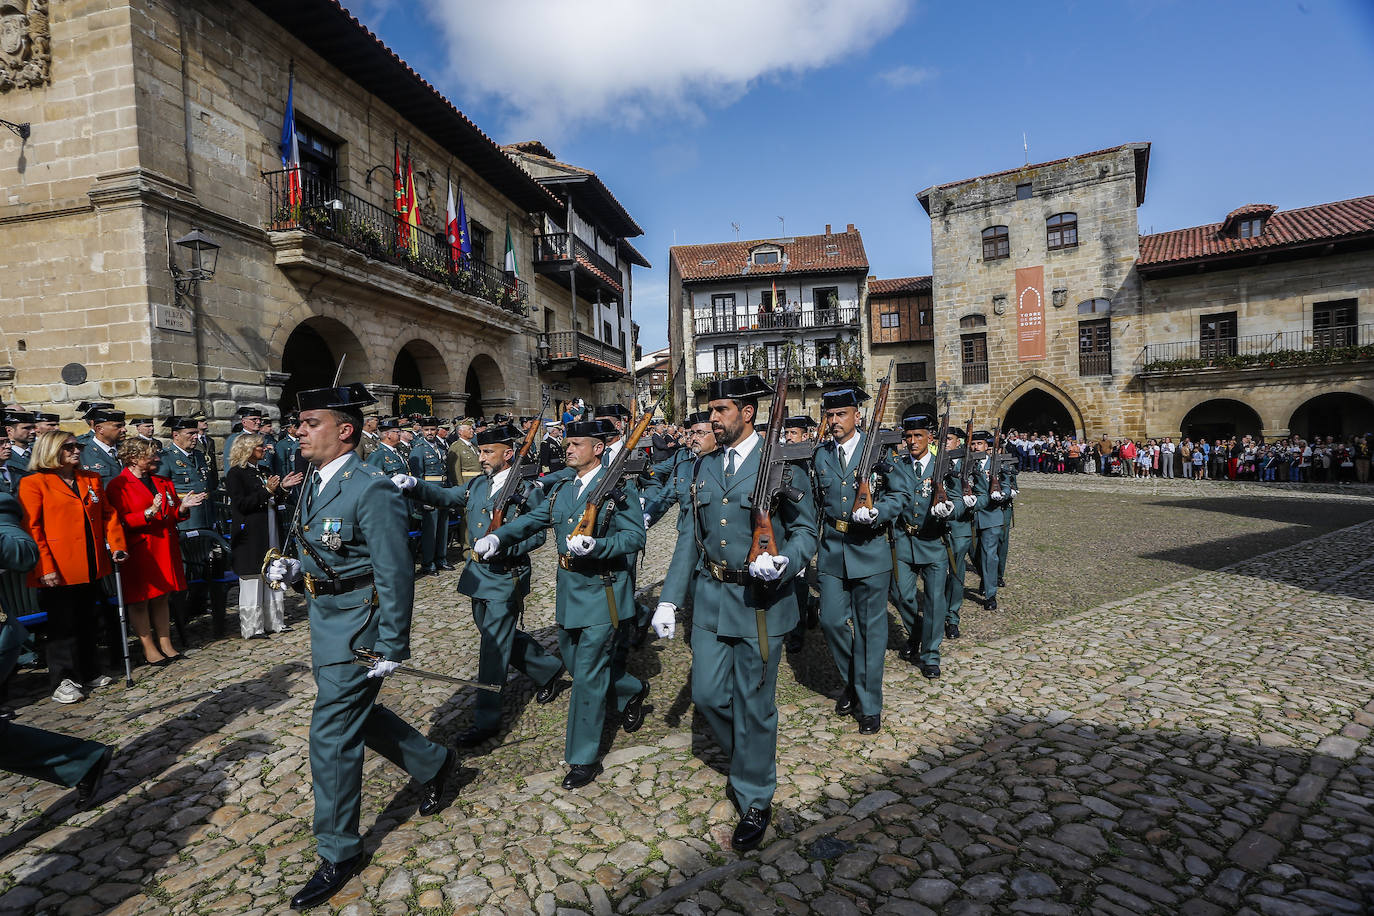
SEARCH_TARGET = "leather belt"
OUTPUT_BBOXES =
[901,521,922,536]
[302,572,374,597]
[707,561,749,585]
[423,475,445,482]
[559,554,600,572]
[826,516,851,533]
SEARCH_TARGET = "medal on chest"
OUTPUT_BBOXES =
[921,477,932,499]
[87,487,99,505]
[321,517,343,550]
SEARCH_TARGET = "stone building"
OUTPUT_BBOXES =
[667,225,871,418]
[0,0,642,430]
[866,275,936,424]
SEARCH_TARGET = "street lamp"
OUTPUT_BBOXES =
[170,228,221,308]
[1,119,29,140]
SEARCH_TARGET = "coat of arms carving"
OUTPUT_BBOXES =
[0,0,50,93]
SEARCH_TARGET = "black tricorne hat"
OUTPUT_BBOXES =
[3,410,36,425]
[164,416,199,432]
[35,411,59,423]
[705,374,771,401]
[565,420,610,440]
[296,383,378,417]
[86,407,126,424]
[378,417,403,431]
[971,429,993,442]
[76,401,114,415]
[475,424,520,446]
[902,415,937,432]
[236,407,265,419]
[417,416,440,426]
[783,415,817,430]
[943,426,967,441]
[686,410,711,425]
[821,388,869,410]
[593,403,631,419]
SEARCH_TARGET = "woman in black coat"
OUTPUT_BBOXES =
[225,435,303,638]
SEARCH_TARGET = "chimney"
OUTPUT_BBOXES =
[825,224,831,235]
[846,223,856,233]
[867,274,876,281]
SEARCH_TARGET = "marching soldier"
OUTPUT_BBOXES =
[394,423,564,746]
[593,404,632,465]
[890,416,960,677]
[4,410,36,472]
[409,417,451,576]
[995,444,1019,589]
[265,383,455,911]
[942,426,984,639]
[781,415,819,654]
[969,431,1011,611]
[642,410,712,533]
[79,405,126,484]
[477,419,649,791]
[813,388,912,734]
[653,375,817,851]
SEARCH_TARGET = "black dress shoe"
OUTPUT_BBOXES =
[731,805,771,851]
[439,562,457,571]
[834,690,857,717]
[562,762,602,790]
[985,598,998,611]
[998,577,1006,588]
[456,725,498,747]
[945,623,961,640]
[858,714,881,734]
[291,852,367,910]
[76,745,113,809]
[897,642,917,662]
[418,566,436,577]
[535,665,566,704]
[0,706,14,721]
[621,682,650,733]
[418,749,455,816]
[630,617,651,649]
[921,664,941,679]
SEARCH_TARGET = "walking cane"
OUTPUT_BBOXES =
[109,546,135,688]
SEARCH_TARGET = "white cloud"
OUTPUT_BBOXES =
[421,0,914,136]
[876,64,935,88]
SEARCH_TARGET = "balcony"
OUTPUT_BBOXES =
[693,306,861,337]
[263,169,528,316]
[1079,351,1112,376]
[691,359,864,394]
[962,361,989,386]
[1141,324,1374,375]
[533,231,623,298]
[538,330,628,381]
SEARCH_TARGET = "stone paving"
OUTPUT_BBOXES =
[1,486,1373,915]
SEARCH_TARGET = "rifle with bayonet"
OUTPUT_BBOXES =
[959,414,976,499]
[990,420,1003,497]
[573,386,667,539]
[852,357,897,515]
[487,393,549,534]
[930,399,952,507]
[746,368,810,564]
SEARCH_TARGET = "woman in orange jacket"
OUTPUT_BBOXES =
[17,430,128,705]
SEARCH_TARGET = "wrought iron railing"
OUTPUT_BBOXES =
[264,168,527,314]
[962,361,989,385]
[539,330,627,372]
[693,306,860,336]
[691,359,864,390]
[1079,352,1112,377]
[533,231,622,288]
[1142,324,1374,372]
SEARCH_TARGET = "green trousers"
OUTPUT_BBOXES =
[945,531,972,625]
[471,597,562,732]
[309,662,449,862]
[557,623,642,766]
[974,525,1003,601]
[417,506,449,568]
[690,626,784,813]
[997,522,1011,580]
[817,571,889,717]
[891,557,950,666]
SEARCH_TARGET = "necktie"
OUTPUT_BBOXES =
[725,449,736,476]
[305,470,322,512]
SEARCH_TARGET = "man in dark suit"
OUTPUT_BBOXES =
[650,421,679,463]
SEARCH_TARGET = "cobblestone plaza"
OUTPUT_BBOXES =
[1,479,1373,915]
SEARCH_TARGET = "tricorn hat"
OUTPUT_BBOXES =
[164,416,199,432]
[3,410,36,425]
[475,424,521,446]
[971,429,993,442]
[417,416,440,426]
[687,410,711,425]
[565,420,610,439]
[902,415,937,432]
[236,406,265,419]
[784,415,817,430]
[592,403,631,419]
[706,374,771,401]
[943,426,967,441]
[821,387,869,410]
[86,407,126,424]
[296,383,377,418]
[35,410,59,423]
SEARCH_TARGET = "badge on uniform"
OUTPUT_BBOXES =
[321,518,343,550]
[921,478,932,498]
[87,487,99,504]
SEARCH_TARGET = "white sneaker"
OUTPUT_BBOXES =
[52,679,85,704]
[84,675,115,689]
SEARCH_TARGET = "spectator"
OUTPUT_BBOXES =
[1161,438,1176,479]
[226,434,302,639]
[105,438,206,666]
[17,431,128,704]
[1191,444,1205,479]
[1356,436,1371,484]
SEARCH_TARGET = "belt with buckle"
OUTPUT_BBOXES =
[423,475,445,482]
[707,561,750,585]
[302,572,374,597]
[901,521,922,536]
[558,554,595,572]
[826,516,851,534]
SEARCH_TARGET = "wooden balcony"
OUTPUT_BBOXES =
[538,330,629,381]
[533,231,623,299]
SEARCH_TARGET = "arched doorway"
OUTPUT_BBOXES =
[1180,399,1262,442]
[393,339,451,417]
[1004,389,1076,437]
[279,317,368,415]
[897,400,937,423]
[463,353,505,418]
[1289,392,1374,440]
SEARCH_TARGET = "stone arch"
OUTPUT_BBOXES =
[278,316,370,415]
[463,353,506,417]
[897,399,937,422]
[1179,399,1263,442]
[1287,391,1374,441]
[994,375,1085,438]
[391,338,452,394]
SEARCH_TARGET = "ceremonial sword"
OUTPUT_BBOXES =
[352,648,502,691]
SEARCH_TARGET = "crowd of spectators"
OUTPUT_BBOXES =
[1004,430,1372,484]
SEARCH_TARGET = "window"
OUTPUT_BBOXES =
[1016,182,1033,200]
[1078,318,1111,376]
[880,311,900,329]
[295,121,339,195]
[1199,311,1238,359]
[711,294,736,332]
[759,290,776,312]
[1238,218,1265,238]
[896,361,927,383]
[1313,299,1357,348]
[959,314,987,330]
[815,339,837,367]
[751,247,780,265]
[1047,212,1078,250]
[1077,298,1111,315]
[544,309,555,333]
[813,287,840,311]
[961,334,988,385]
[603,320,613,344]
[982,226,1009,261]
[713,344,738,373]
[763,343,786,371]
[469,220,491,265]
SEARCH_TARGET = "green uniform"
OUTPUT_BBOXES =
[295,452,449,863]
[660,435,816,812]
[889,452,959,667]
[5,446,29,473]
[159,443,216,530]
[408,437,450,570]
[273,435,301,477]
[410,473,559,733]
[642,450,694,534]
[812,431,913,717]
[944,453,987,627]
[367,442,409,477]
[79,440,121,485]
[492,467,645,766]
[994,454,1018,582]
[972,453,1009,602]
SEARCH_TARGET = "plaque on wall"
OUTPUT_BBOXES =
[154,304,193,333]
[0,1,51,93]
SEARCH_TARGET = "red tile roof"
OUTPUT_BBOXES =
[917,143,1151,210]
[1138,195,1374,268]
[671,229,868,282]
[868,276,931,296]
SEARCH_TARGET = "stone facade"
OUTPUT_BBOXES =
[867,278,937,424]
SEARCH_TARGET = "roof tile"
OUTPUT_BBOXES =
[868,276,931,296]
[1139,195,1374,267]
[671,229,868,281]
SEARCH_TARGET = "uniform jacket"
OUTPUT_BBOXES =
[366,442,409,477]
[642,449,694,526]
[0,492,39,659]
[492,467,644,630]
[296,452,415,668]
[104,468,189,601]
[0,463,24,496]
[974,452,1014,529]
[158,443,216,530]
[538,436,566,474]
[408,437,448,486]
[79,440,121,484]
[273,436,301,477]
[943,450,987,539]
[17,469,127,586]
[410,474,547,602]
[6,448,30,473]
[891,451,959,567]
[446,437,482,485]
[659,437,817,638]
[813,431,912,578]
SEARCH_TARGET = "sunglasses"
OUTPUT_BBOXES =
[61,442,82,452]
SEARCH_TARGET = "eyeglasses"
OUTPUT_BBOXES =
[60,442,82,452]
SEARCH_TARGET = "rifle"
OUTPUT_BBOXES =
[959,414,976,499]
[990,420,1003,496]
[747,369,809,563]
[487,393,549,534]
[852,358,897,514]
[573,386,667,538]
[930,399,952,506]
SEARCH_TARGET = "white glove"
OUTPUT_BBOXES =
[639,496,646,510]
[473,534,500,559]
[643,512,653,528]
[852,506,878,524]
[748,552,789,582]
[267,557,302,584]
[1009,488,1019,499]
[391,473,417,491]
[962,494,978,509]
[365,658,401,679]
[566,534,596,556]
[652,602,677,640]
[932,500,954,519]
[990,490,1003,502]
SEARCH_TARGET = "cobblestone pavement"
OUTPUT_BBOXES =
[2,484,1373,915]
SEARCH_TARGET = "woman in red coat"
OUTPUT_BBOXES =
[105,438,207,666]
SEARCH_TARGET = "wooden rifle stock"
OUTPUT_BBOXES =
[960,415,976,498]
[487,396,549,534]
[572,391,662,538]
[852,358,896,513]
[746,368,791,564]
[990,421,1003,495]
[932,402,951,505]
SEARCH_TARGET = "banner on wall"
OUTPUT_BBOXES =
[1016,265,1046,361]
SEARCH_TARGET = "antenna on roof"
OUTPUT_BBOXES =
[731,221,740,240]
[1023,132,1029,165]
[777,216,784,237]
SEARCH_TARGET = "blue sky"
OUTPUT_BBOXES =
[353,0,1374,352]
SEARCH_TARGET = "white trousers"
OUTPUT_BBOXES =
[238,575,286,638]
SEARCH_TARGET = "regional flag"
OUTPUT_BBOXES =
[504,222,519,277]
[279,68,302,206]
[394,138,408,250]
[403,152,421,256]
[456,187,473,264]
[445,180,461,271]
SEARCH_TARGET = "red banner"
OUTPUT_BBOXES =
[1016,265,1046,361]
